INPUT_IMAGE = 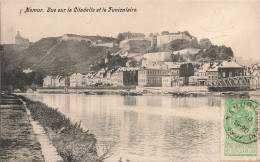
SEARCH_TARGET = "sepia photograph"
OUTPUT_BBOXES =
[0,0,260,161]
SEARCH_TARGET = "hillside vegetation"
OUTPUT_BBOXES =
[3,37,111,75]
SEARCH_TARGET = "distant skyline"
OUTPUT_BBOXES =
[1,0,260,59]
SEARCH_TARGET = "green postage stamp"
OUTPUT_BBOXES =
[221,99,259,161]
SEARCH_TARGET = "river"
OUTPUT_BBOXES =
[23,93,223,162]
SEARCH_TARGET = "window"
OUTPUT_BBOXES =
[235,72,238,76]
[223,72,226,78]
[229,72,232,77]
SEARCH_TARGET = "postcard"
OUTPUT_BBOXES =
[1,0,260,161]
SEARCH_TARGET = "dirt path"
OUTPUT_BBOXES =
[0,97,45,161]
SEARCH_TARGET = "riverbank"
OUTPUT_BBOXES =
[0,95,44,161]
[35,86,208,94]
[32,86,260,98]
[16,95,105,161]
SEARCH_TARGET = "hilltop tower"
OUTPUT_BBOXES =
[15,31,29,44]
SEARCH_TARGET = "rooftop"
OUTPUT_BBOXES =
[219,60,243,68]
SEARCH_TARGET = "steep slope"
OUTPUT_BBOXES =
[2,44,30,71]
[3,37,110,75]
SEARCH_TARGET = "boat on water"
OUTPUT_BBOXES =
[120,90,143,96]
[96,91,105,95]
[172,92,194,97]
[84,91,95,95]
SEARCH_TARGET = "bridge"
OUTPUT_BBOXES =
[207,75,260,91]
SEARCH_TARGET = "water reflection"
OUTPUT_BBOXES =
[123,96,137,106]
[24,94,222,162]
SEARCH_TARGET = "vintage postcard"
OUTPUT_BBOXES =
[1,0,260,161]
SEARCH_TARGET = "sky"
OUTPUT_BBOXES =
[1,0,260,60]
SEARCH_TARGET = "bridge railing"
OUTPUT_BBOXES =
[207,75,260,89]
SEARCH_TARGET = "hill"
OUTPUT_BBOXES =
[3,37,112,75]
[65,34,116,43]
[2,43,31,71]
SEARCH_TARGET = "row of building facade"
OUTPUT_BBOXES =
[43,60,259,88]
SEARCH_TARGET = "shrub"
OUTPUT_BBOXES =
[17,95,102,162]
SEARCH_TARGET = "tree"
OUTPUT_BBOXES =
[117,33,126,43]
[199,38,212,49]
[34,72,44,86]
[128,59,138,67]
[171,54,184,62]
[195,45,234,61]
[168,39,190,51]
[161,31,170,35]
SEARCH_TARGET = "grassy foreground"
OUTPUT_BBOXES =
[17,95,104,162]
[0,95,44,161]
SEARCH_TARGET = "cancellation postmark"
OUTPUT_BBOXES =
[224,99,258,144]
[222,99,259,158]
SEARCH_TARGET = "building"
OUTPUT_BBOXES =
[43,75,70,87]
[206,60,245,85]
[63,76,70,87]
[179,63,194,78]
[206,66,219,82]
[196,70,207,86]
[81,74,89,86]
[156,31,195,46]
[162,75,172,87]
[15,31,29,44]
[189,76,199,85]
[150,35,157,47]
[43,76,54,87]
[196,69,207,78]
[88,69,107,85]
[22,68,33,74]
[179,77,189,86]
[96,68,106,78]
[117,67,139,86]
[70,73,84,87]
[138,68,170,87]
[141,60,168,69]
[91,72,101,85]
[52,75,70,87]
[143,52,172,62]
[110,70,119,86]
[218,61,245,78]
[169,65,180,86]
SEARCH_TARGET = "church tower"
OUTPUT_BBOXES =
[15,31,29,44]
